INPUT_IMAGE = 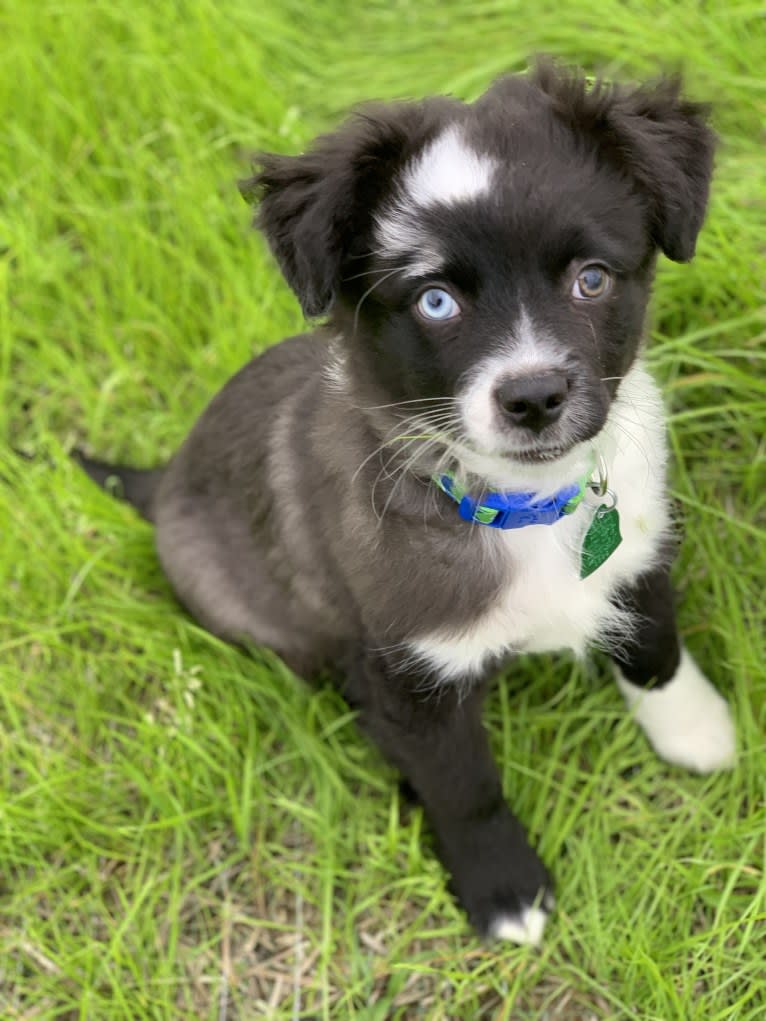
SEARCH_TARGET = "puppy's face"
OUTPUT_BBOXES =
[247,62,714,466]
[356,114,656,463]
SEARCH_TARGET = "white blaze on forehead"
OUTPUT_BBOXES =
[403,124,498,207]
[374,124,498,270]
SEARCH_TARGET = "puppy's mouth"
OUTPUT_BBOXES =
[488,414,608,465]
[508,445,569,464]
[446,434,579,472]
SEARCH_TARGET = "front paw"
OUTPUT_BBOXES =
[489,902,552,945]
[442,808,553,946]
[616,648,736,773]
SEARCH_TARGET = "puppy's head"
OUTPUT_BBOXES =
[244,60,714,467]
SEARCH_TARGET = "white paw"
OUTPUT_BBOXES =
[490,904,549,946]
[615,648,736,773]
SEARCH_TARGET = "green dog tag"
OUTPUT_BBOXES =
[580,505,622,578]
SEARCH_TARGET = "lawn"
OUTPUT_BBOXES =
[1,1,765,1018]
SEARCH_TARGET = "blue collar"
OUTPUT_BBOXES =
[433,471,589,529]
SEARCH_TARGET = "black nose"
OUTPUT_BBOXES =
[494,373,569,432]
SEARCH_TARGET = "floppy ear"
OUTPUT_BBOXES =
[532,60,716,262]
[240,145,346,318]
[240,102,452,318]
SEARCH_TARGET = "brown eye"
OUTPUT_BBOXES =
[573,265,610,299]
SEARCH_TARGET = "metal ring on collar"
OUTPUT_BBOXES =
[588,452,609,498]
[596,488,618,512]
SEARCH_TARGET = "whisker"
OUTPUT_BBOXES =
[348,398,471,527]
[351,426,443,487]
[359,396,460,412]
[608,412,653,472]
[371,416,461,507]
[352,267,404,333]
[342,264,409,283]
[375,433,450,525]
[370,437,431,522]
[353,412,460,492]
[346,246,394,261]
[376,422,458,478]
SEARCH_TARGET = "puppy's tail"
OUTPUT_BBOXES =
[73,450,165,523]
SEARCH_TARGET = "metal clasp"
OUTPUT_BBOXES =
[587,453,618,510]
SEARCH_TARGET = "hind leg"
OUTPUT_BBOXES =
[154,497,314,671]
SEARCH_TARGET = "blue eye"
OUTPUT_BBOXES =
[416,287,460,321]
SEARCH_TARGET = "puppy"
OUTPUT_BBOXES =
[77,59,736,945]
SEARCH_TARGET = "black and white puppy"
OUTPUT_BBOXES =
[78,60,735,945]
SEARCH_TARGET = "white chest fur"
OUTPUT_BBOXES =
[409,361,671,681]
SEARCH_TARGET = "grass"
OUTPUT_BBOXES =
[1,1,764,1018]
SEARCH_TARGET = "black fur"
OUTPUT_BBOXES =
[611,563,682,686]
